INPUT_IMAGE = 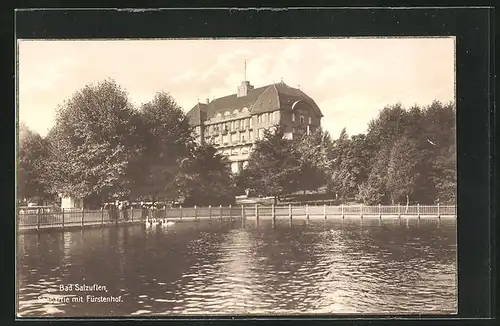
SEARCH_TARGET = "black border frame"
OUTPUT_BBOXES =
[3,6,495,325]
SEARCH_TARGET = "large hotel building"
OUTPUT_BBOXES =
[186,78,323,174]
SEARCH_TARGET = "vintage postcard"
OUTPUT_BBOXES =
[16,37,457,317]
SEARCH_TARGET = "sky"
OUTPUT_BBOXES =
[17,37,455,138]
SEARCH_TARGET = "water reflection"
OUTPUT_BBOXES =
[17,218,457,316]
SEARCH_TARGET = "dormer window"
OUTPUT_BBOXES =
[300,115,305,124]
[308,116,312,124]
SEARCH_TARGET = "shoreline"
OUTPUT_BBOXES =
[18,214,456,234]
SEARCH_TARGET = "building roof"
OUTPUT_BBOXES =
[185,103,208,126]
[186,82,323,126]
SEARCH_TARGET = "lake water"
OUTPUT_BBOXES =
[17,217,457,317]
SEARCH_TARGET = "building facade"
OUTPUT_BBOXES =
[186,79,323,174]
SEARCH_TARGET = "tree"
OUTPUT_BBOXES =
[175,144,235,206]
[327,128,352,198]
[45,79,142,206]
[357,145,391,205]
[242,127,302,202]
[385,136,424,204]
[18,125,50,202]
[295,128,332,194]
[130,92,194,202]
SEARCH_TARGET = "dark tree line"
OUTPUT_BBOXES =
[18,78,456,207]
[236,101,456,205]
[18,79,234,207]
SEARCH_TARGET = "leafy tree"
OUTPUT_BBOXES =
[327,128,352,198]
[243,127,302,203]
[45,79,142,206]
[431,145,456,204]
[18,124,50,202]
[295,128,332,194]
[175,144,235,206]
[385,136,423,204]
[357,144,391,205]
[130,92,194,202]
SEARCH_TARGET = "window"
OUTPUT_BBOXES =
[308,116,312,124]
[268,112,272,122]
[258,128,265,139]
[300,115,305,124]
[241,133,245,142]
[249,117,253,127]
[292,113,296,122]
[274,111,279,122]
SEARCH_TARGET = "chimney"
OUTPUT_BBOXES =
[206,98,210,104]
[237,81,254,98]
[237,59,254,97]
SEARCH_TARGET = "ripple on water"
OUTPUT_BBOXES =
[17,221,457,316]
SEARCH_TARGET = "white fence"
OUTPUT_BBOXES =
[18,204,456,231]
[150,204,456,220]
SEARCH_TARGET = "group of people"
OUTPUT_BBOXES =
[102,201,130,220]
[101,200,175,221]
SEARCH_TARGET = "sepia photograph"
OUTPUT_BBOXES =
[16,37,457,317]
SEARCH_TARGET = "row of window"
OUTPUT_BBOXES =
[292,113,312,124]
[256,111,280,124]
[211,130,253,146]
[220,147,250,156]
[207,117,252,134]
[206,111,282,135]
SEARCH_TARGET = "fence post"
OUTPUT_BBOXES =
[194,205,197,221]
[398,203,401,219]
[220,205,222,220]
[81,207,84,227]
[379,204,382,219]
[272,204,275,219]
[255,204,259,222]
[417,203,420,219]
[324,204,327,220]
[306,204,309,220]
[180,205,183,220]
[360,204,363,219]
[37,208,40,230]
[101,207,104,225]
[229,205,232,220]
[209,205,212,219]
[437,203,440,219]
[289,204,292,220]
[341,204,344,219]
[241,205,244,219]
[62,208,65,228]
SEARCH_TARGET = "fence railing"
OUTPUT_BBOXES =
[18,204,456,230]
[18,207,145,230]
